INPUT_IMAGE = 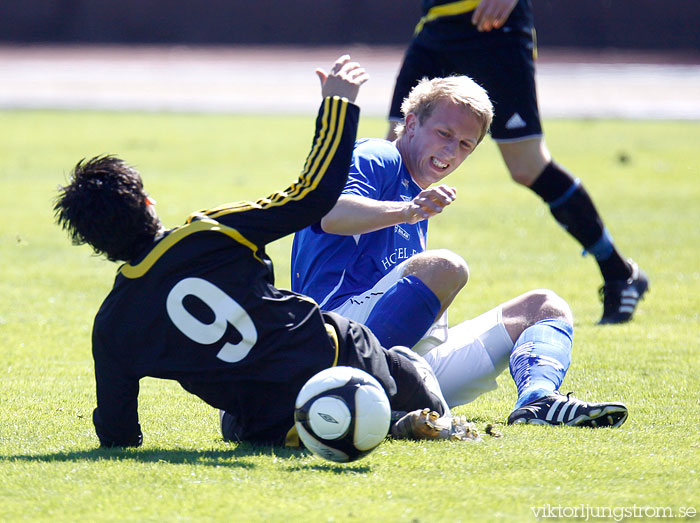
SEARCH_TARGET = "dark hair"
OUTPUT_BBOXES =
[54,155,161,262]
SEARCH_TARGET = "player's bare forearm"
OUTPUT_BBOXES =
[321,183,456,235]
[320,194,413,235]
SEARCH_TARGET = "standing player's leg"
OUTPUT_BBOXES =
[501,138,648,324]
[478,35,647,324]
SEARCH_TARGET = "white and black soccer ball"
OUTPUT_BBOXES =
[294,366,391,463]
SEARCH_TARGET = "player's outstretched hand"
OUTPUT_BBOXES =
[315,55,370,104]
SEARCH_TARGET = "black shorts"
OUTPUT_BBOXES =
[221,311,444,444]
[389,33,542,142]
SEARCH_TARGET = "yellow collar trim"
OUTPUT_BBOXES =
[120,218,261,279]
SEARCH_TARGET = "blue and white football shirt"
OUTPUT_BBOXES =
[291,138,427,310]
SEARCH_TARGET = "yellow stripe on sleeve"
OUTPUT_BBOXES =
[203,96,348,221]
[300,96,332,186]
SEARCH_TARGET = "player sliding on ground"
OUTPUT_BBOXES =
[292,74,628,430]
[53,55,479,448]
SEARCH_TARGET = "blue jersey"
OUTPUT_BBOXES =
[291,138,427,310]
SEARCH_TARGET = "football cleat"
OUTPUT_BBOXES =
[388,346,451,416]
[391,408,481,441]
[599,259,649,324]
[507,392,628,428]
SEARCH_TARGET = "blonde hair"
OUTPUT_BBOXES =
[395,76,494,144]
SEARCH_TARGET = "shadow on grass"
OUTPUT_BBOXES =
[0,444,372,473]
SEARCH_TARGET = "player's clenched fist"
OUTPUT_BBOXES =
[405,184,457,223]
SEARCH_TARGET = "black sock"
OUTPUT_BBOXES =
[530,162,631,281]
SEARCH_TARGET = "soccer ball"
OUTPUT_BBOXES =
[294,366,391,463]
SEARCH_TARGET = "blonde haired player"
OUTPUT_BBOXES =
[292,74,628,428]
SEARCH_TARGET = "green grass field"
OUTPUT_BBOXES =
[1,109,699,521]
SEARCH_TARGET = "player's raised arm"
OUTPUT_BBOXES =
[201,55,367,246]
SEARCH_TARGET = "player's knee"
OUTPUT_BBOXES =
[405,250,469,298]
[441,249,469,287]
[425,249,469,289]
[508,165,540,186]
[523,289,573,325]
[500,138,551,186]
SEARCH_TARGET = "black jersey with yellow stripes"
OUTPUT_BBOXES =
[415,0,533,49]
[91,96,359,447]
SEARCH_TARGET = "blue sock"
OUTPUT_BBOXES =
[365,275,441,349]
[584,227,614,261]
[509,319,573,409]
